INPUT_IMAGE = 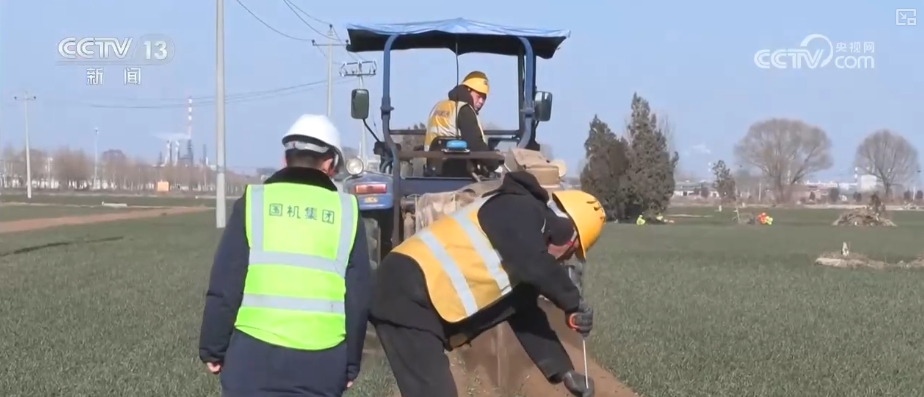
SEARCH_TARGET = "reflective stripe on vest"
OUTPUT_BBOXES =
[235,183,357,350]
[425,100,485,150]
[392,194,511,323]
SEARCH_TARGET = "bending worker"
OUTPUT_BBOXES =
[425,71,502,176]
[370,171,605,397]
[198,114,372,397]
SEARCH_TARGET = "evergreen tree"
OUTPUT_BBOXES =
[623,94,679,217]
[711,160,737,204]
[579,115,629,220]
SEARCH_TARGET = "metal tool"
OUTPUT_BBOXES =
[581,336,589,389]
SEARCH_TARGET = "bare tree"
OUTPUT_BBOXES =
[393,122,426,150]
[1,144,17,187]
[734,118,832,203]
[854,129,920,198]
[52,147,92,189]
[657,114,677,160]
[101,149,129,189]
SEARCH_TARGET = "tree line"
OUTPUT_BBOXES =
[733,120,920,202]
[578,93,922,214]
[0,145,260,194]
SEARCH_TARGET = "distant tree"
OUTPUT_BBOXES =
[828,187,840,203]
[917,190,924,201]
[255,167,276,179]
[393,122,426,150]
[699,183,710,198]
[1,144,18,187]
[658,114,677,164]
[854,192,862,203]
[733,167,757,198]
[98,149,129,189]
[903,190,913,202]
[711,160,736,205]
[734,118,832,203]
[342,146,359,160]
[622,93,679,218]
[854,129,920,198]
[579,115,629,220]
[52,147,92,189]
[808,191,816,202]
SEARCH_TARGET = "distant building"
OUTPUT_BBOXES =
[858,174,879,192]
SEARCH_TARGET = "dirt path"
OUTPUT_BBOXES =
[0,207,209,234]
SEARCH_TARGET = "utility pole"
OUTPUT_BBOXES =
[13,93,36,199]
[94,127,99,189]
[340,61,377,163]
[312,26,346,117]
[215,0,227,228]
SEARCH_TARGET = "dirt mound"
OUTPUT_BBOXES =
[832,207,895,226]
[815,253,924,269]
[449,300,638,397]
[815,252,889,269]
[815,243,924,269]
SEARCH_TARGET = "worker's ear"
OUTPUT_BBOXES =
[320,156,336,176]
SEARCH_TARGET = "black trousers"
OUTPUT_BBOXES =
[374,322,457,397]
[219,331,348,397]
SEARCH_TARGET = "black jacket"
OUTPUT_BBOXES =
[369,171,580,380]
[442,85,503,174]
[198,167,371,382]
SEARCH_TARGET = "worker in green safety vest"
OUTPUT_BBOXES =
[198,114,372,397]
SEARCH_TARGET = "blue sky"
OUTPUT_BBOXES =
[0,0,920,179]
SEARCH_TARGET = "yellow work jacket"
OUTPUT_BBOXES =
[424,99,486,151]
[391,194,511,323]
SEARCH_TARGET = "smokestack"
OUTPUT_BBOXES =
[187,96,194,165]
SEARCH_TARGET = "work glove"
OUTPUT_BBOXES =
[565,301,593,337]
[561,370,595,397]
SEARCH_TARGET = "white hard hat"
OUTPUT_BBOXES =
[282,114,344,170]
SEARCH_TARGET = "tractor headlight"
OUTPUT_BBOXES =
[346,158,364,175]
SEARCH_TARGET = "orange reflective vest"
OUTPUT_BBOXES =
[424,99,486,151]
[391,194,513,323]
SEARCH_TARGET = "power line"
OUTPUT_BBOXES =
[24,78,351,109]
[284,0,366,62]
[282,0,330,38]
[283,0,332,26]
[233,0,313,42]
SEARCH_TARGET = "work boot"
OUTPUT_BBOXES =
[561,370,594,397]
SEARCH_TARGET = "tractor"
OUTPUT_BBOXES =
[338,18,571,274]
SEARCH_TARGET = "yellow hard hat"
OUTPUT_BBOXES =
[551,190,606,260]
[461,71,489,95]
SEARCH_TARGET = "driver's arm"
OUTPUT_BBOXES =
[457,105,502,170]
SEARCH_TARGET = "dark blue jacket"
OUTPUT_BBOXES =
[198,167,371,396]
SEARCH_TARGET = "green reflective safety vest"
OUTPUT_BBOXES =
[235,182,358,351]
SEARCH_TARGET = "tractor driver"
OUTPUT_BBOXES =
[425,71,502,177]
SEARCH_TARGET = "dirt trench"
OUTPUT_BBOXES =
[414,300,639,397]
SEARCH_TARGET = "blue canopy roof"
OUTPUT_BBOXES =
[345,18,570,59]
